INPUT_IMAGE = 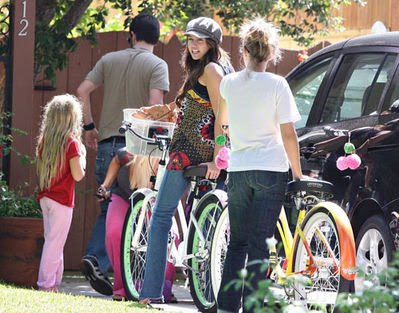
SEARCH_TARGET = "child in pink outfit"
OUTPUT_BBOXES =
[36,94,86,291]
[98,147,177,302]
[105,193,128,298]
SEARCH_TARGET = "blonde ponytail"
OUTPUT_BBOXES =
[240,17,281,65]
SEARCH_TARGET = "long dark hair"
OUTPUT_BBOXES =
[175,38,230,107]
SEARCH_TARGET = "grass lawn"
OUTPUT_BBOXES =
[0,282,166,313]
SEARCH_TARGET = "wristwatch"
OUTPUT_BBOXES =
[83,122,95,131]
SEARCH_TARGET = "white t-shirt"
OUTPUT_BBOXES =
[220,69,300,172]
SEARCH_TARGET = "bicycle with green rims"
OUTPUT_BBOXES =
[119,121,227,312]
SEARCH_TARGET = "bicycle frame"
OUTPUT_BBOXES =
[130,169,224,269]
[173,188,227,268]
[270,206,310,284]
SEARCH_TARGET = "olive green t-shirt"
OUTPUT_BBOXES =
[86,48,170,142]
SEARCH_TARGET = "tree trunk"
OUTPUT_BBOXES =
[58,0,94,33]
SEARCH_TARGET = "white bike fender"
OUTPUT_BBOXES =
[195,189,228,211]
[129,188,154,208]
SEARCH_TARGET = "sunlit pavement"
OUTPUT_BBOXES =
[60,271,199,312]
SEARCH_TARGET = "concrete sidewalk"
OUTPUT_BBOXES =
[59,271,199,312]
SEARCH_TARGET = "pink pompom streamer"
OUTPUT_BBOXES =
[218,146,230,161]
[336,154,361,171]
[336,156,349,171]
[215,155,229,170]
[346,154,361,170]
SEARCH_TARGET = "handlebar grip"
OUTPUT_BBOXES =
[323,126,348,137]
[322,126,334,136]
[119,122,129,134]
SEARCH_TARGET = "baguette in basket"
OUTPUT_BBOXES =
[127,102,177,189]
[132,102,177,123]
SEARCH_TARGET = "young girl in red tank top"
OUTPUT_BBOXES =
[36,94,86,291]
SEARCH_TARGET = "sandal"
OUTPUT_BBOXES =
[139,298,151,305]
[139,298,164,309]
[112,294,126,301]
[164,293,178,304]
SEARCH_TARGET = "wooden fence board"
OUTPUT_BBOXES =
[116,31,131,50]
[162,36,184,103]
[64,36,95,269]
[230,36,242,71]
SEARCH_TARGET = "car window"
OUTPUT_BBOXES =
[362,54,397,115]
[289,57,332,128]
[381,58,399,114]
[321,53,395,123]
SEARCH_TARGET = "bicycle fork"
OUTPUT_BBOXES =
[184,199,221,268]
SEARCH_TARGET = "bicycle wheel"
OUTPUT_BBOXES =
[292,207,350,312]
[187,194,225,313]
[210,205,229,299]
[121,192,154,300]
[210,207,287,299]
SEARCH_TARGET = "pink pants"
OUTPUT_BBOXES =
[105,194,129,297]
[37,197,73,291]
[106,194,176,298]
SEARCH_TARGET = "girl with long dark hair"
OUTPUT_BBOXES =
[139,16,232,304]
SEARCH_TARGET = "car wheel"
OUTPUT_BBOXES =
[355,214,394,291]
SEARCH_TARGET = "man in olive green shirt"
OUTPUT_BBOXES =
[76,13,169,296]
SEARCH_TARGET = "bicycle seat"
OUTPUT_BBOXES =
[183,165,227,181]
[287,179,334,196]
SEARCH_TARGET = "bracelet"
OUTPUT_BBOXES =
[83,122,95,131]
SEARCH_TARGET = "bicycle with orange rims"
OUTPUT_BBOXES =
[211,170,357,312]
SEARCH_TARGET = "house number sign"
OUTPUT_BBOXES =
[18,0,28,36]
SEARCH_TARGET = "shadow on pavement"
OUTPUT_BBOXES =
[60,271,199,312]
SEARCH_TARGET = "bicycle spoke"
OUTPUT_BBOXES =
[294,212,342,310]
[188,197,225,311]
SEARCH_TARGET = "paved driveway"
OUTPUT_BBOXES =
[60,271,199,312]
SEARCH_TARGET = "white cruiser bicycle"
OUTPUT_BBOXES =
[118,119,227,312]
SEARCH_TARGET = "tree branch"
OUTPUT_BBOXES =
[55,0,93,33]
[36,0,57,26]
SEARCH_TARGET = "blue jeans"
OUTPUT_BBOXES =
[217,170,288,313]
[139,170,190,300]
[84,138,125,274]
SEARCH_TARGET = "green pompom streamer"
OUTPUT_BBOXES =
[344,142,356,154]
[215,135,227,146]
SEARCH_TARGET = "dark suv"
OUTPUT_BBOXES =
[286,32,399,290]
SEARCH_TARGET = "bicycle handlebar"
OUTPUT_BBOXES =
[323,126,349,138]
[118,122,130,135]
[119,121,171,150]
[119,121,155,143]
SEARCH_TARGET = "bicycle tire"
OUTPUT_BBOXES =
[120,192,154,300]
[210,205,229,300]
[187,194,225,313]
[292,207,351,312]
[210,206,289,297]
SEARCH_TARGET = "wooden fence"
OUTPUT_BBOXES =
[32,31,327,269]
[340,0,398,31]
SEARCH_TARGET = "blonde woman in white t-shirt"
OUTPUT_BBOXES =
[216,18,303,313]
